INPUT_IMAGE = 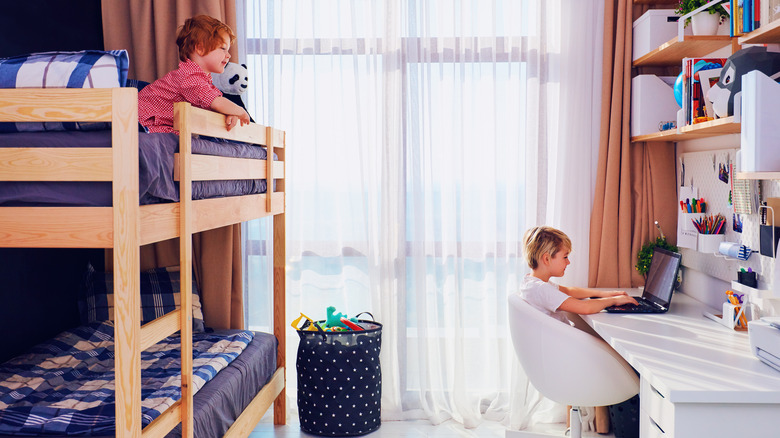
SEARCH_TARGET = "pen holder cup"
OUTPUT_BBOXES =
[681,213,705,232]
[698,233,724,254]
[722,302,749,330]
[759,225,780,257]
[737,270,758,288]
[722,303,739,329]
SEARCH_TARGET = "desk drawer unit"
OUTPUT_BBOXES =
[639,409,668,438]
[640,379,674,437]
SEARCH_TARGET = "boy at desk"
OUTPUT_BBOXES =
[138,15,251,133]
[519,226,637,323]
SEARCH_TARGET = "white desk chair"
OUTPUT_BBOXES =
[506,294,639,438]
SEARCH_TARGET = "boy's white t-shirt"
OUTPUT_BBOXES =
[517,274,571,323]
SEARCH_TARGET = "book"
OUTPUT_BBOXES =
[685,58,728,124]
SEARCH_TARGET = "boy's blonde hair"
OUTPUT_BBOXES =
[176,15,237,62]
[523,226,572,269]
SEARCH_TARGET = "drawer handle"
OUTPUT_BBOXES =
[650,384,666,399]
[649,416,666,434]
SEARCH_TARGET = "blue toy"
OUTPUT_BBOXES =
[674,72,684,107]
[325,306,359,329]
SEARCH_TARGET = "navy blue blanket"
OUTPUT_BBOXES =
[0,322,253,435]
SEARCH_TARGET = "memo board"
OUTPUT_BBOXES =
[677,148,776,288]
[677,149,746,250]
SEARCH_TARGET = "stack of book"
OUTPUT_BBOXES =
[731,0,780,36]
[681,57,727,125]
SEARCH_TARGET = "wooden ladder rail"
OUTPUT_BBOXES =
[270,127,287,425]
[110,88,144,438]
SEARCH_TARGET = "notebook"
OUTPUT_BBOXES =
[605,247,682,313]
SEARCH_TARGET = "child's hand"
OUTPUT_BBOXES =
[225,112,250,131]
[600,290,629,298]
[612,295,638,306]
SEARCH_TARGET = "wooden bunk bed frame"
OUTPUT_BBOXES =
[0,87,287,438]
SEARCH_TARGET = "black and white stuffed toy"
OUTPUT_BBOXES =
[212,62,254,122]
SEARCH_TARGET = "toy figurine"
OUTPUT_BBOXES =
[325,306,359,329]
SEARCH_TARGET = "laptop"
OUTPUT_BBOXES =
[605,247,682,313]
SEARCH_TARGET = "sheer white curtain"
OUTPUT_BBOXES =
[238,0,603,429]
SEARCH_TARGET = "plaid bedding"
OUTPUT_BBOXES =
[0,322,253,435]
[0,50,128,89]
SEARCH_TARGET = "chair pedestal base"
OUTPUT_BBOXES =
[570,407,582,438]
[505,408,615,438]
[506,429,614,438]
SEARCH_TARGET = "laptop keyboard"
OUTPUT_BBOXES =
[609,300,658,313]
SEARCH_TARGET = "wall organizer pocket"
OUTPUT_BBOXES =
[678,186,699,250]
[698,233,724,254]
[760,204,780,258]
[759,225,779,257]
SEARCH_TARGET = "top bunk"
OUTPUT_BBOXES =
[0,87,286,249]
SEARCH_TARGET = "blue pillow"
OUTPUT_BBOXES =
[80,263,206,333]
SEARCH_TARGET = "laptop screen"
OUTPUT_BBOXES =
[642,248,682,309]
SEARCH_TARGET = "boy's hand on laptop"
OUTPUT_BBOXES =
[598,290,630,298]
[612,295,639,306]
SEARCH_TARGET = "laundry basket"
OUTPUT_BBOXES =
[296,317,382,436]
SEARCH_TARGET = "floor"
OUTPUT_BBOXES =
[250,417,507,437]
[249,416,616,437]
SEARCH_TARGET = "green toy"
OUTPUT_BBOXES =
[325,306,358,329]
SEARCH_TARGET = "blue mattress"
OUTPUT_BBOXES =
[0,131,270,206]
[0,328,278,437]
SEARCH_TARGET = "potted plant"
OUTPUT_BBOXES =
[636,236,679,277]
[676,0,728,35]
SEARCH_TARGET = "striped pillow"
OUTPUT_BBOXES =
[80,263,206,333]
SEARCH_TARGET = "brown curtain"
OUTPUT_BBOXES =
[101,0,237,83]
[139,226,244,330]
[103,0,244,329]
[589,0,678,288]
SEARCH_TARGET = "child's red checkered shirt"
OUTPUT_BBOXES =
[138,59,222,133]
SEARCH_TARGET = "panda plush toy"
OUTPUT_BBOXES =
[212,62,255,123]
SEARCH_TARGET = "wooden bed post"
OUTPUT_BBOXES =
[272,129,287,425]
[175,102,196,438]
[273,216,286,425]
[110,88,142,438]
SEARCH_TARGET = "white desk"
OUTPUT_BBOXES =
[580,292,780,438]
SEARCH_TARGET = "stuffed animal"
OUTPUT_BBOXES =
[211,62,254,122]
[212,62,249,95]
[707,46,780,118]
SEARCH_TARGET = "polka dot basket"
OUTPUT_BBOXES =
[296,318,382,436]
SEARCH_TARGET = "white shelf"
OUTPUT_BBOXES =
[731,280,778,300]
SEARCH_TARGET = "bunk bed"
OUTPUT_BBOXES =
[0,87,287,437]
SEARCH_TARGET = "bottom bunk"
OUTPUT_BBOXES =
[0,324,280,437]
